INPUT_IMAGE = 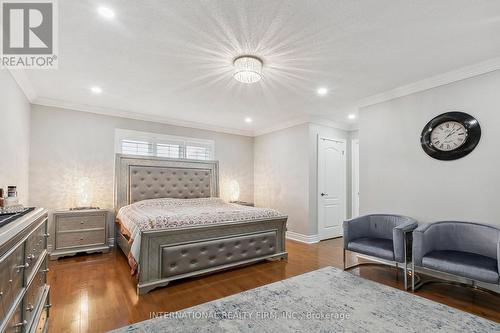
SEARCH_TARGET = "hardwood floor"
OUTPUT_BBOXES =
[47,238,500,332]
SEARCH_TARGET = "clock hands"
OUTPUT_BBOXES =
[445,128,458,139]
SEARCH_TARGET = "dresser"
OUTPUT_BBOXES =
[50,209,109,260]
[0,208,50,333]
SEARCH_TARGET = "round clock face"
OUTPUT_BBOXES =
[420,112,481,161]
[430,121,468,151]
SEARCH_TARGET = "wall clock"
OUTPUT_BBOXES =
[420,111,481,161]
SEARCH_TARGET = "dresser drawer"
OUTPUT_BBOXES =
[56,214,105,232]
[56,230,106,249]
[33,301,49,333]
[0,244,25,326]
[3,302,24,333]
[25,219,48,279]
[23,260,48,328]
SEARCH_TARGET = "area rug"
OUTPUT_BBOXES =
[111,267,499,332]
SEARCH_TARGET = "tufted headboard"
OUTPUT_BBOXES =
[115,154,219,210]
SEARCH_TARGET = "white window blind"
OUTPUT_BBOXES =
[121,139,152,156]
[116,129,214,161]
[186,143,211,160]
[156,143,183,159]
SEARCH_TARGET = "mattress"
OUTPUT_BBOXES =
[116,197,285,273]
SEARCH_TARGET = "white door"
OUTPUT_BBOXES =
[318,136,346,240]
[352,139,360,218]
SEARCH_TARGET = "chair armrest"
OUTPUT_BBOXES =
[498,241,500,275]
[412,223,434,267]
[343,216,371,249]
[393,219,418,263]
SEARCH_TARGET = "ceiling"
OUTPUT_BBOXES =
[20,0,500,135]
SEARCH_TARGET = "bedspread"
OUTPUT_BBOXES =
[116,197,285,273]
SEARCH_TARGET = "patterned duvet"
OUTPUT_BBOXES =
[116,197,285,273]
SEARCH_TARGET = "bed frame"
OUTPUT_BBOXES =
[114,154,288,295]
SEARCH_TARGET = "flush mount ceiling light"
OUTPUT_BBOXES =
[348,114,356,120]
[244,117,253,123]
[233,56,263,84]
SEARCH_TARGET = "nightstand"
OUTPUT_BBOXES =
[50,209,109,260]
[230,201,255,207]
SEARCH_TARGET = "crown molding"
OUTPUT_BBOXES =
[32,97,255,137]
[308,116,357,131]
[12,56,500,136]
[7,68,37,102]
[358,56,500,108]
[253,116,310,136]
[254,115,355,137]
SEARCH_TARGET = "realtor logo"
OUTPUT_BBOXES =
[1,0,58,68]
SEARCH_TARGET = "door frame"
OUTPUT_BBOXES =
[317,135,347,240]
[351,138,359,218]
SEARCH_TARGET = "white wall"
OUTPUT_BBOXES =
[359,70,500,225]
[0,71,31,204]
[29,105,254,211]
[254,124,310,235]
[254,122,352,237]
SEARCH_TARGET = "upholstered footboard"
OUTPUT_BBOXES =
[136,217,287,295]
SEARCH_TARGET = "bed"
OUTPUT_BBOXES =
[114,154,288,295]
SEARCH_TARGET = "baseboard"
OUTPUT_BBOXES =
[286,231,320,244]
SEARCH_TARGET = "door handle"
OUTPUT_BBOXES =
[321,193,327,197]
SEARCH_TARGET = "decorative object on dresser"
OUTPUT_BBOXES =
[50,209,109,260]
[0,208,50,333]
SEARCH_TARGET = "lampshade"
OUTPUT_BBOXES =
[233,56,263,84]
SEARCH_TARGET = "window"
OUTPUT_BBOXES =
[121,139,152,156]
[115,129,214,161]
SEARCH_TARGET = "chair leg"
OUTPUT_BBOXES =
[412,262,415,292]
[404,261,408,290]
[343,248,346,270]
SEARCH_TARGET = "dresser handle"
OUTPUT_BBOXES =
[13,320,27,327]
[27,254,35,261]
[80,221,85,224]
[15,263,29,271]
[26,304,34,312]
[43,233,50,238]
[45,303,52,309]
[42,268,50,273]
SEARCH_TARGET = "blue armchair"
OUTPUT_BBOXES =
[412,221,500,291]
[343,214,418,289]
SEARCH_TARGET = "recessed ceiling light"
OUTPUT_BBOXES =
[90,86,103,94]
[244,117,253,123]
[348,114,356,120]
[97,6,115,19]
[317,87,328,96]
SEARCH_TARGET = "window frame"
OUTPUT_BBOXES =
[115,129,215,161]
